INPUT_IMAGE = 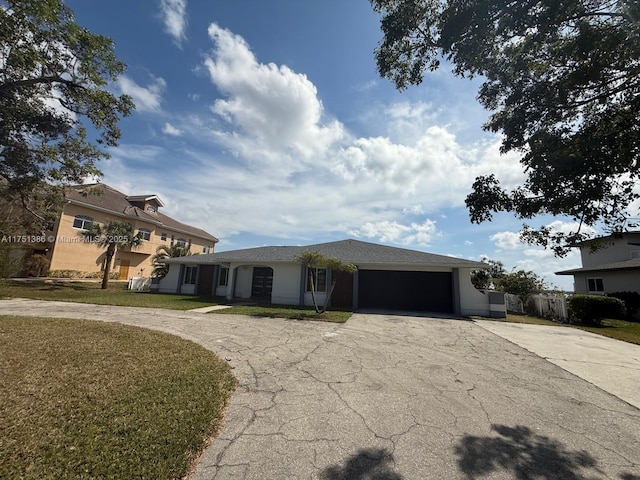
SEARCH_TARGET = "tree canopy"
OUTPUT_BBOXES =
[0,0,133,230]
[371,0,640,254]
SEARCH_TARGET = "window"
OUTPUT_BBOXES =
[138,228,151,241]
[72,215,93,229]
[146,205,156,213]
[176,238,186,247]
[203,245,210,254]
[184,266,197,285]
[306,267,327,292]
[631,250,640,259]
[218,267,229,286]
[587,278,604,293]
[161,232,167,242]
[170,234,175,246]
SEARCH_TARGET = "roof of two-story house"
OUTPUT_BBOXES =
[556,232,640,294]
[48,183,218,279]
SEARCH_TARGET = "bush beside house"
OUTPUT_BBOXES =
[568,295,625,325]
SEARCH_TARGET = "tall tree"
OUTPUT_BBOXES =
[81,220,141,289]
[371,0,640,254]
[0,0,133,231]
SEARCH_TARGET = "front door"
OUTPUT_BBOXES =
[251,267,273,301]
[118,260,130,280]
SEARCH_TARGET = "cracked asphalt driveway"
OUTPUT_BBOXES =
[1,299,639,479]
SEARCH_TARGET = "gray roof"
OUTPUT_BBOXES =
[165,239,486,268]
[556,258,640,275]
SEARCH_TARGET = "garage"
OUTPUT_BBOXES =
[358,270,453,313]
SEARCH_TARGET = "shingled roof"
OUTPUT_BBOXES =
[165,239,486,268]
[65,183,218,242]
[556,258,640,275]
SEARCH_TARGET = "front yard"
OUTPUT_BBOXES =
[0,316,237,480]
[0,279,352,322]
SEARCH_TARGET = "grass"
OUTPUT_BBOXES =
[1,279,353,322]
[485,312,640,345]
[222,303,352,323]
[0,316,237,480]
[0,279,226,310]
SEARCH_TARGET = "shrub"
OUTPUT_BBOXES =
[568,294,625,325]
[47,270,120,280]
[23,254,50,277]
[607,291,640,321]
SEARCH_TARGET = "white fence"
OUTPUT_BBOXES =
[128,276,151,292]
[504,293,568,321]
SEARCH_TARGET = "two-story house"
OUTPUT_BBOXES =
[48,183,218,279]
[556,232,640,294]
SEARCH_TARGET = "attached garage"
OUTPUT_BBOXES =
[358,270,453,313]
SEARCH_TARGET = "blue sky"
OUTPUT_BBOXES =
[66,0,587,290]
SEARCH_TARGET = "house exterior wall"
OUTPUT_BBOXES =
[234,265,254,299]
[272,264,303,305]
[580,235,640,267]
[573,271,640,294]
[457,268,498,316]
[158,263,181,293]
[48,202,216,278]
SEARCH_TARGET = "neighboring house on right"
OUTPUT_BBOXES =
[556,232,640,294]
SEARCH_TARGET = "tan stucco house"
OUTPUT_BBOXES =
[47,183,218,279]
[556,232,640,294]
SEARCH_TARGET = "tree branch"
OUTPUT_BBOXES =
[0,75,85,94]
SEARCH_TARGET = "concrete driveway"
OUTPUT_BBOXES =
[1,299,639,479]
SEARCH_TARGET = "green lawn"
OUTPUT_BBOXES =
[1,279,353,322]
[0,316,237,480]
[0,279,226,310]
[487,313,640,345]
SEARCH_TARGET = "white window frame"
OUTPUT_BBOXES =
[184,266,197,285]
[72,215,93,230]
[587,278,604,293]
[306,267,327,292]
[218,267,229,286]
[138,228,151,241]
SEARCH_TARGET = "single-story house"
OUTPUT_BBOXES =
[556,232,640,294]
[158,239,505,317]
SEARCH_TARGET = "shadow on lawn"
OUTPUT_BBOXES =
[455,424,605,479]
[320,448,403,480]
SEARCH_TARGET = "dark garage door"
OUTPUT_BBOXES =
[358,270,453,313]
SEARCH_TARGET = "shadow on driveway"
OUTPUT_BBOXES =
[320,448,403,480]
[455,424,601,479]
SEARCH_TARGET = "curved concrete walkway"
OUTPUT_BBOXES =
[1,298,639,479]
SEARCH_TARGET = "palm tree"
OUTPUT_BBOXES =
[151,243,191,278]
[81,220,142,289]
[296,251,357,314]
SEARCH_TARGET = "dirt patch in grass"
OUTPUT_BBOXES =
[0,316,237,480]
[221,303,352,323]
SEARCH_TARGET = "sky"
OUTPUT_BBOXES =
[65,0,588,291]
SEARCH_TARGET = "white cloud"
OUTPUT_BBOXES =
[162,122,183,136]
[352,219,439,246]
[490,231,522,250]
[160,0,187,46]
[203,23,344,160]
[117,75,166,112]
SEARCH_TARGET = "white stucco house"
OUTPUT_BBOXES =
[158,239,506,317]
[556,232,640,294]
